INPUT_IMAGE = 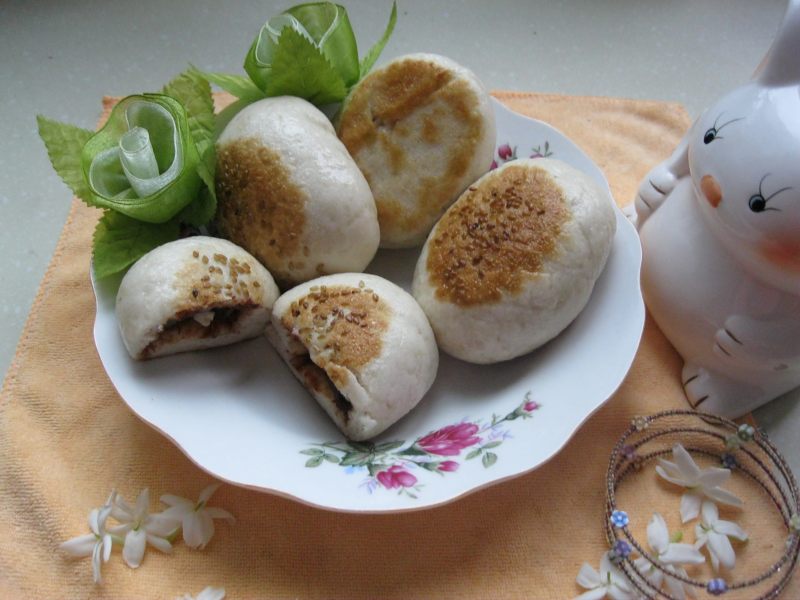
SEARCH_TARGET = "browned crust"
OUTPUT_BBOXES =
[215,139,306,285]
[337,57,486,241]
[280,284,391,374]
[426,165,571,307]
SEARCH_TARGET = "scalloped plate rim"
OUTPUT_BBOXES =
[90,98,644,514]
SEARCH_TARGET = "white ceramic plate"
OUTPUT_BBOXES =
[92,98,644,513]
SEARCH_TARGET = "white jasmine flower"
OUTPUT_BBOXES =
[111,488,174,568]
[694,501,748,572]
[574,551,636,600]
[176,586,226,600]
[656,444,743,522]
[633,513,705,599]
[160,483,235,549]
[60,493,116,584]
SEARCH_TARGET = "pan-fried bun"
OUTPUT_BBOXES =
[337,53,496,248]
[412,158,616,364]
[116,236,279,360]
[215,96,380,288]
[267,273,438,441]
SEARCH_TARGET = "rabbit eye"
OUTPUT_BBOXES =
[748,194,766,212]
[703,114,743,144]
[748,174,792,213]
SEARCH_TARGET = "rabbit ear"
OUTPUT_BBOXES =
[755,0,800,86]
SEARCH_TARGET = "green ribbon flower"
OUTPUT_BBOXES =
[82,94,202,223]
[37,69,216,279]
[203,1,396,114]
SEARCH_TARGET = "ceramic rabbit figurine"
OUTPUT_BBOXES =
[635,0,800,418]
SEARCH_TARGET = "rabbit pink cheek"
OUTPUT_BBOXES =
[700,175,722,207]
[760,240,800,272]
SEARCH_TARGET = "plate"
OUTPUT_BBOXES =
[92,98,645,513]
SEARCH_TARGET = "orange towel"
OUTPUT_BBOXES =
[0,91,794,599]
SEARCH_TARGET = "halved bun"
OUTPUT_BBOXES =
[267,273,438,440]
[116,236,279,359]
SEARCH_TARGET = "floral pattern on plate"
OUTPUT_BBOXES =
[300,393,542,499]
[490,141,554,170]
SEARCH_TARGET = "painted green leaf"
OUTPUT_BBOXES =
[305,455,324,468]
[482,452,498,468]
[322,454,340,464]
[347,441,373,453]
[374,440,405,453]
[465,448,482,460]
[398,446,428,457]
[300,448,324,456]
[482,441,503,450]
[339,452,371,467]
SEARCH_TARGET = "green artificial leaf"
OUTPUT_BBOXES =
[285,2,359,87]
[37,115,94,202]
[359,1,397,79]
[265,26,347,104]
[163,68,215,142]
[202,71,266,104]
[482,452,498,468]
[178,186,216,227]
[81,94,203,223]
[92,210,180,279]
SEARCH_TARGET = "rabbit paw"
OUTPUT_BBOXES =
[682,362,761,417]
[714,316,793,371]
[634,164,678,227]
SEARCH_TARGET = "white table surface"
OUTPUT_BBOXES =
[2,0,798,473]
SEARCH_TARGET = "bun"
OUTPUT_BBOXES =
[337,53,496,248]
[116,236,279,359]
[412,158,616,363]
[267,273,438,440]
[215,96,380,287]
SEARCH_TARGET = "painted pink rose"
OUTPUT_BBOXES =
[437,461,459,472]
[490,159,498,170]
[524,400,540,412]
[418,423,481,456]
[376,465,417,489]
[498,143,513,160]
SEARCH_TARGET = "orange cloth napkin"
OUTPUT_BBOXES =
[0,92,795,599]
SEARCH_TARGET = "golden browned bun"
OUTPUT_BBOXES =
[266,273,438,441]
[337,53,496,248]
[215,96,379,288]
[412,158,616,363]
